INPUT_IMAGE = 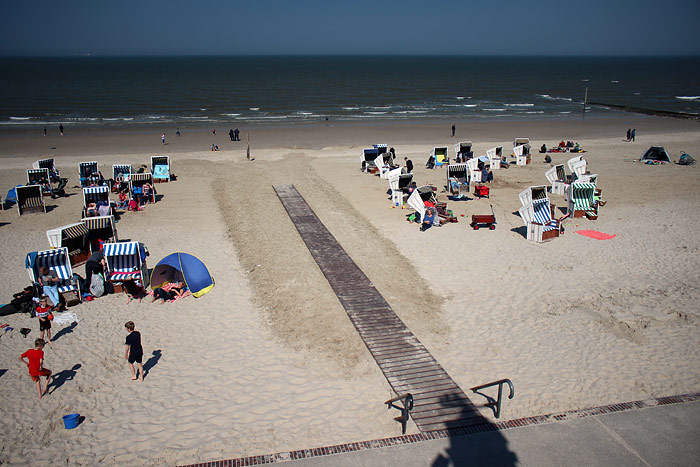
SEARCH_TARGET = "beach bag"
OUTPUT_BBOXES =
[90,273,105,297]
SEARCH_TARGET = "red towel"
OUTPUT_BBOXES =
[576,230,616,240]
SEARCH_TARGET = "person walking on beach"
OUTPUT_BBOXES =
[229,129,234,141]
[404,157,413,173]
[43,126,47,137]
[626,128,631,141]
[176,128,181,137]
[161,133,166,145]
[59,124,64,136]
[631,129,636,142]
[234,128,240,141]
[19,338,52,399]
[451,124,456,137]
[124,321,144,381]
[212,128,216,135]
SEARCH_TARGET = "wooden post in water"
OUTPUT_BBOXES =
[246,132,250,160]
[582,86,588,120]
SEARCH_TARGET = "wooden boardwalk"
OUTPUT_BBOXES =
[274,184,485,432]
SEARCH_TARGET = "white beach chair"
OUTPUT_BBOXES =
[487,146,503,170]
[375,153,397,179]
[566,182,598,219]
[361,148,379,173]
[388,169,412,207]
[466,158,482,183]
[151,156,171,183]
[545,164,569,195]
[518,185,548,206]
[446,163,469,199]
[454,141,472,162]
[407,185,438,224]
[26,247,81,305]
[103,241,149,288]
[47,223,91,267]
[430,147,449,168]
[518,199,565,243]
[513,144,530,166]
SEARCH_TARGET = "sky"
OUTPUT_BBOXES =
[1,0,699,56]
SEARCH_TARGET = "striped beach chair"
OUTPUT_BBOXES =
[33,158,56,172]
[81,215,119,252]
[26,247,81,304]
[446,163,469,199]
[83,186,111,207]
[79,161,100,187]
[151,156,170,182]
[27,168,52,196]
[104,242,149,287]
[545,164,569,195]
[112,164,132,182]
[487,146,503,170]
[46,223,91,266]
[129,172,156,203]
[518,185,548,206]
[567,182,598,219]
[519,198,565,242]
[16,185,46,215]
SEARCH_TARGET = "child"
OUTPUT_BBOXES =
[124,321,144,381]
[19,338,52,399]
[141,183,152,204]
[38,266,61,310]
[117,189,129,209]
[35,296,54,345]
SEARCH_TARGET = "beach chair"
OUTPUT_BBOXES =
[16,185,46,216]
[454,141,472,162]
[129,172,156,204]
[26,247,81,305]
[518,199,565,243]
[431,147,449,168]
[79,161,100,187]
[487,146,503,170]
[33,158,60,182]
[375,153,397,179]
[82,186,114,217]
[151,156,171,183]
[466,158,482,183]
[81,215,119,252]
[112,164,132,182]
[27,168,52,196]
[446,163,469,199]
[407,185,440,223]
[388,170,413,207]
[513,144,531,166]
[545,164,568,195]
[361,148,380,173]
[566,182,598,219]
[518,185,548,206]
[103,241,149,288]
[46,223,91,267]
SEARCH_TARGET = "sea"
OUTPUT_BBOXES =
[1,56,699,128]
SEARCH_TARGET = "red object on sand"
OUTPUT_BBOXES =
[576,230,616,240]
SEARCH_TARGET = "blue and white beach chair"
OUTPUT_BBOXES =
[104,242,149,288]
[151,156,170,183]
[26,247,81,304]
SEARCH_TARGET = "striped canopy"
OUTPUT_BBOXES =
[104,242,139,256]
[104,242,144,281]
[130,173,152,182]
[82,216,112,230]
[62,223,89,239]
[151,156,169,165]
[83,186,109,194]
[571,183,596,210]
[35,158,55,170]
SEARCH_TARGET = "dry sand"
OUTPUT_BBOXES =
[0,116,699,466]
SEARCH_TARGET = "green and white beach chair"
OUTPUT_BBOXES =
[566,182,598,219]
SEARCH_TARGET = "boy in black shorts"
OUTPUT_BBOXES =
[124,321,144,381]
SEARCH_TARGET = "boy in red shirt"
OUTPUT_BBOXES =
[19,338,52,399]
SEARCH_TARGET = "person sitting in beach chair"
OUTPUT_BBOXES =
[85,202,98,217]
[141,183,153,204]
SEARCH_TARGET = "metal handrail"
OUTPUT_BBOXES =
[385,393,413,434]
[470,379,514,419]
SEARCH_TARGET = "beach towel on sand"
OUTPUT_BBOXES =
[576,230,616,240]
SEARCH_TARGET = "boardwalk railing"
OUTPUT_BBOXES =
[470,379,514,419]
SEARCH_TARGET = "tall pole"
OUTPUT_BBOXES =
[582,86,588,121]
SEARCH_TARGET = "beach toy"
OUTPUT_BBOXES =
[63,413,80,429]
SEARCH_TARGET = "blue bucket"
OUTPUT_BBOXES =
[63,413,80,429]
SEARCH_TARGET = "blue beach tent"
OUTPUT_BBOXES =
[150,252,214,298]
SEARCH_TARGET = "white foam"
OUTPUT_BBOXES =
[462,104,477,108]
[250,107,260,111]
[537,94,572,102]
[483,108,506,112]
[456,96,465,100]
[222,113,241,117]
[342,107,359,110]
[9,116,31,120]
[676,96,700,101]
[505,103,535,107]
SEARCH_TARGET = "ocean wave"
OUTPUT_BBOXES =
[505,103,535,107]
[250,107,260,111]
[102,117,135,121]
[462,104,477,108]
[365,111,388,115]
[524,111,544,114]
[221,113,241,117]
[342,106,360,110]
[295,111,313,115]
[371,106,391,110]
[483,108,506,112]
[9,116,32,120]
[456,96,465,100]
[537,94,572,102]
[675,96,700,100]
[558,111,572,114]
[182,116,210,120]
[395,110,428,114]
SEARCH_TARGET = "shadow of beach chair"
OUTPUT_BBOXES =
[151,156,171,183]
[16,185,46,216]
[26,247,81,305]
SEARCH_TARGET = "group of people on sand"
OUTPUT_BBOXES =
[19,320,146,399]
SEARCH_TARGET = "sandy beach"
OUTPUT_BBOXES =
[1,115,699,466]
